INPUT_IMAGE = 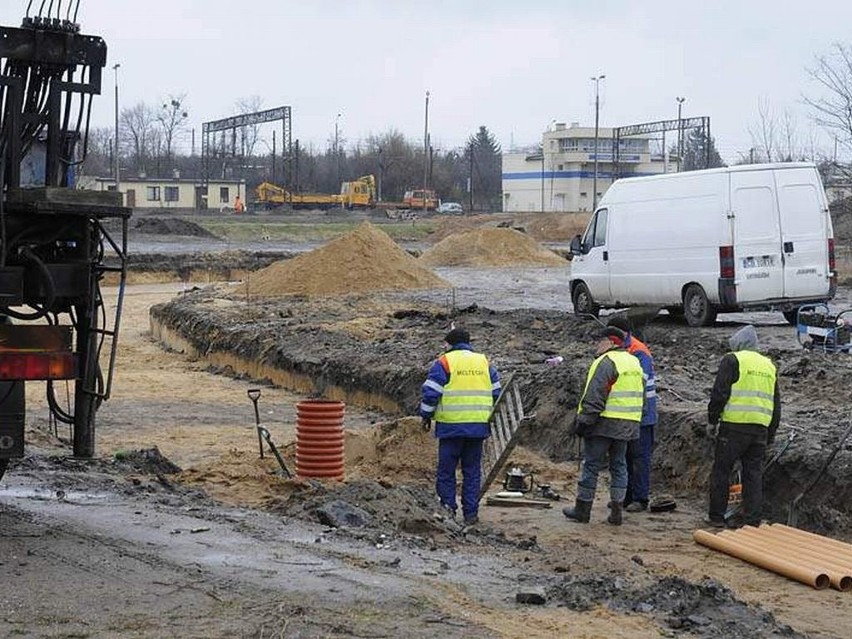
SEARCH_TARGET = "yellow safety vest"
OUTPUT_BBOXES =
[579,350,644,422]
[434,350,493,424]
[721,350,776,427]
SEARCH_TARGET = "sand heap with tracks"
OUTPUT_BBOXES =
[419,227,566,267]
[241,221,450,297]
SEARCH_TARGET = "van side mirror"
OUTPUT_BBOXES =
[569,234,584,255]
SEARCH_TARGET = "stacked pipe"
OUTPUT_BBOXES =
[694,523,852,591]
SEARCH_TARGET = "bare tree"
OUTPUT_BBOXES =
[120,102,157,174]
[748,96,778,162]
[804,43,852,152]
[780,108,798,162]
[235,95,263,158]
[157,94,189,169]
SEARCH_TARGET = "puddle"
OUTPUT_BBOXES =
[0,486,114,505]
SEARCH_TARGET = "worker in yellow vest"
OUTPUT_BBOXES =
[706,324,780,528]
[420,327,501,527]
[564,326,644,525]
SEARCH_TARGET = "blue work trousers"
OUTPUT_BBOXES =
[577,436,628,504]
[626,425,655,504]
[436,437,483,520]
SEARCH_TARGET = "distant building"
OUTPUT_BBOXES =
[83,176,246,211]
[502,122,670,213]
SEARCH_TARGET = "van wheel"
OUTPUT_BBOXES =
[782,308,800,326]
[683,284,717,327]
[572,282,599,318]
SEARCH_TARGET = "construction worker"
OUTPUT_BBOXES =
[234,195,244,214]
[607,316,657,512]
[420,327,501,527]
[564,326,644,525]
[706,324,780,528]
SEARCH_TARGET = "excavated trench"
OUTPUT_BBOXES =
[149,284,852,538]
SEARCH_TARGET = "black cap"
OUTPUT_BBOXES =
[598,326,626,343]
[444,328,470,346]
[607,316,631,333]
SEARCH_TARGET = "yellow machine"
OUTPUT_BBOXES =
[338,175,376,209]
[255,182,340,210]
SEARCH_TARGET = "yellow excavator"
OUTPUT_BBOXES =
[338,175,376,209]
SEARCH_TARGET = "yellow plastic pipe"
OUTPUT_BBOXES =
[723,528,852,591]
[694,529,830,590]
[767,524,852,559]
[751,527,852,570]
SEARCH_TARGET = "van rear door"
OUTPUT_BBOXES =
[730,170,784,303]
[774,167,831,299]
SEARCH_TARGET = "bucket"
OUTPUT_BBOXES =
[295,400,345,480]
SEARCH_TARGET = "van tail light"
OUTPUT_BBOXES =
[719,245,735,279]
[829,238,836,272]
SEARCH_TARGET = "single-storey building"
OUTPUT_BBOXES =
[83,176,246,210]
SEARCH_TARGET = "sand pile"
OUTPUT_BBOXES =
[241,222,450,297]
[419,227,567,267]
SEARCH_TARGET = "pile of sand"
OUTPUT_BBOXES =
[241,222,450,297]
[419,227,567,267]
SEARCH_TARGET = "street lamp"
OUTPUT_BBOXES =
[591,74,605,210]
[676,96,686,172]
[113,63,120,194]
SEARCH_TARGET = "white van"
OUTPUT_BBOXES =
[569,163,836,326]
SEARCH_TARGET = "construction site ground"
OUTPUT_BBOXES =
[3,209,852,638]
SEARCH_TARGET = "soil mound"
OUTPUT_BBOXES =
[419,227,566,267]
[241,221,450,297]
[133,217,219,238]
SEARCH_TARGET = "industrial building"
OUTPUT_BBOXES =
[502,122,670,212]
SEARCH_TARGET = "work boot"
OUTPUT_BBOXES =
[562,499,592,523]
[608,501,623,526]
[703,515,726,528]
[625,500,648,513]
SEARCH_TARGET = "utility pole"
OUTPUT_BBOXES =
[113,63,120,194]
[271,129,277,184]
[423,90,430,214]
[676,96,686,172]
[334,112,341,186]
[591,74,605,210]
[540,146,545,213]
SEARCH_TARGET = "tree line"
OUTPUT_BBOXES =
[81,96,503,211]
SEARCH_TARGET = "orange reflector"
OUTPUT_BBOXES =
[0,353,76,380]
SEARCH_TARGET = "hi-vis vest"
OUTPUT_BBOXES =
[434,350,493,424]
[579,350,644,422]
[721,351,776,427]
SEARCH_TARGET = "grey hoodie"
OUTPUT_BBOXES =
[729,324,758,352]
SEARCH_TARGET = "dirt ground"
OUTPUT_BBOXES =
[3,213,852,638]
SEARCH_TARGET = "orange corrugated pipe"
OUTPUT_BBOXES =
[720,528,852,591]
[295,400,345,480]
[694,529,830,590]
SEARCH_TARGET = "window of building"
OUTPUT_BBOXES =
[220,187,230,203]
[558,164,563,170]
[146,186,160,201]
[580,192,588,197]
[164,186,179,202]
[106,184,117,192]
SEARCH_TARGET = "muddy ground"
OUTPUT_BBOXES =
[3,211,852,638]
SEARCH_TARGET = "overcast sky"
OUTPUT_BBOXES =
[3,0,851,163]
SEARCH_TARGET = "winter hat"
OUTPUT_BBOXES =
[607,316,632,334]
[444,328,470,346]
[598,326,626,345]
[729,324,758,351]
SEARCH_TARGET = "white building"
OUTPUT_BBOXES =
[84,176,246,211]
[502,122,669,213]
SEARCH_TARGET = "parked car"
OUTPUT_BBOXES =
[437,202,464,214]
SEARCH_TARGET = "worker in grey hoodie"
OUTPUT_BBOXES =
[706,324,780,528]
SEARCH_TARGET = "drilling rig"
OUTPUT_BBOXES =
[0,2,130,480]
